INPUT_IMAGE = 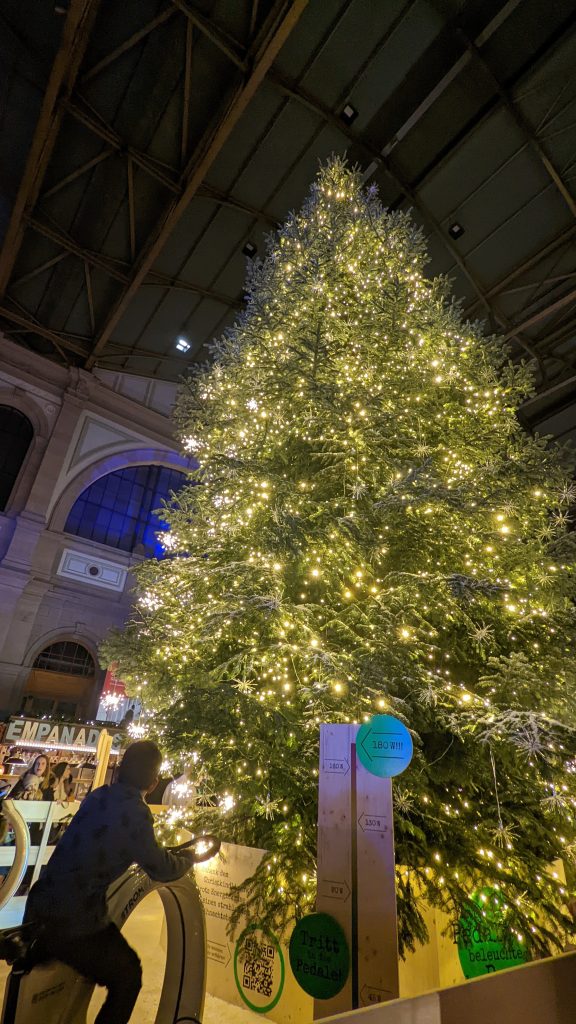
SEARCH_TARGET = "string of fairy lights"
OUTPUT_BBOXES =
[104,159,576,952]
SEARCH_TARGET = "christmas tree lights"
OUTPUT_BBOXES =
[104,160,576,954]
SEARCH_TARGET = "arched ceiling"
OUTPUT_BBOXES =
[0,0,575,408]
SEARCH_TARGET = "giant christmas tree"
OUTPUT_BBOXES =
[105,160,576,954]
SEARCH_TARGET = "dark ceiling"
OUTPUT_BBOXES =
[1,0,575,402]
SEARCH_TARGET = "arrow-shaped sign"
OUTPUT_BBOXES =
[356,714,413,778]
[318,878,351,901]
[360,727,407,762]
[361,984,394,1005]
[322,756,350,775]
[357,812,389,833]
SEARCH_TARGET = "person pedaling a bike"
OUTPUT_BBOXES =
[7,739,210,1024]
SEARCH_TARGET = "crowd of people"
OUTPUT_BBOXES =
[4,754,76,802]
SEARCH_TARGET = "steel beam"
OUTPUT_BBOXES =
[464,224,576,312]
[145,271,239,307]
[378,0,523,161]
[501,271,576,297]
[502,287,576,340]
[102,343,193,363]
[64,98,180,193]
[197,184,277,226]
[27,214,239,306]
[391,9,576,207]
[86,0,308,368]
[0,305,91,357]
[84,263,96,334]
[270,70,548,365]
[62,96,276,231]
[127,158,136,262]
[27,217,129,282]
[64,99,276,228]
[457,28,576,220]
[269,75,498,317]
[0,0,101,297]
[534,314,576,351]
[171,0,247,70]
[11,253,69,288]
[42,150,112,200]
[250,0,261,38]
[81,7,177,83]
[181,16,194,163]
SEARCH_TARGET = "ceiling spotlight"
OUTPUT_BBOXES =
[176,337,190,352]
[341,103,358,126]
[448,222,464,239]
[242,241,257,258]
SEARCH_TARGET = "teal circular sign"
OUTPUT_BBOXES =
[234,923,285,1014]
[356,714,413,777]
[289,913,349,999]
[457,889,530,979]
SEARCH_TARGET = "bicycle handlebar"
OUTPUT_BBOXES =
[168,834,221,862]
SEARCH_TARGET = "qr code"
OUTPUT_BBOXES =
[242,937,275,998]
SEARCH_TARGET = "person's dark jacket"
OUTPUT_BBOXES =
[25,782,194,934]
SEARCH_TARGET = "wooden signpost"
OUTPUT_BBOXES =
[92,728,112,790]
[314,717,412,1018]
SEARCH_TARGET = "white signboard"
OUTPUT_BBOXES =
[196,842,312,1024]
[4,717,122,753]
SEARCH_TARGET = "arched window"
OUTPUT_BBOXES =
[33,641,95,677]
[64,464,186,557]
[0,405,33,510]
[23,641,96,719]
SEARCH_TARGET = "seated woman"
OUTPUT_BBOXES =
[50,762,75,802]
[9,755,51,801]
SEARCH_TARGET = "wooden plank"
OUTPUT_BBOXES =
[355,762,399,1006]
[316,724,355,1015]
[315,725,399,1019]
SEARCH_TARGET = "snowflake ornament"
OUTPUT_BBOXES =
[394,789,415,817]
[490,821,519,849]
[469,622,495,648]
[416,681,438,708]
[559,483,576,505]
[255,795,282,820]
[541,786,571,814]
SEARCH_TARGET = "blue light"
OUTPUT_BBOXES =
[64,465,187,558]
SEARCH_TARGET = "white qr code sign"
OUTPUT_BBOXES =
[234,924,285,1014]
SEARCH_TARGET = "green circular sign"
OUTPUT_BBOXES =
[289,913,350,999]
[356,714,413,778]
[234,924,285,1014]
[457,889,530,979]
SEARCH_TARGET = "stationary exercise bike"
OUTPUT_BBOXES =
[0,796,220,1024]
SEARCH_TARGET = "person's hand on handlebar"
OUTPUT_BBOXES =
[168,834,221,863]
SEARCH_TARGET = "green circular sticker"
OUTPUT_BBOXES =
[356,714,413,778]
[457,889,530,979]
[289,913,350,999]
[234,924,285,1014]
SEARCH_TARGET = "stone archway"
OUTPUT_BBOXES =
[22,639,97,720]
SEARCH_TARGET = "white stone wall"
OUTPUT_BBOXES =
[0,335,183,717]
